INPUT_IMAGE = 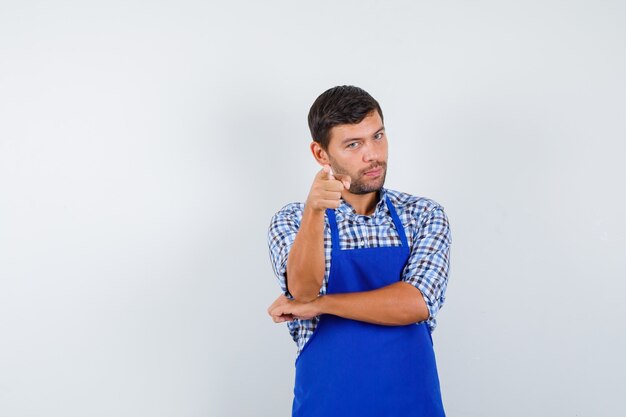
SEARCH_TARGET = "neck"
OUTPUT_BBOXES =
[341,189,380,216]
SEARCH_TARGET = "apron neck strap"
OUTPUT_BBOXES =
[326,206,340,248]
[385,195,409,248]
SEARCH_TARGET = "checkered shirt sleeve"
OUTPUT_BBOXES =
[401,205,452,323]
[267,203,303,299]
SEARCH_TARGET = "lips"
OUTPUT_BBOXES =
[364,167,383,177]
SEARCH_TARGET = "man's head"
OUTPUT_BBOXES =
[308,85,388,195]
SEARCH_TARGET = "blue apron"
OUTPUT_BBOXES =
[292,195,446,417]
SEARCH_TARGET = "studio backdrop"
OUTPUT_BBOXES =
[0,1,624,416]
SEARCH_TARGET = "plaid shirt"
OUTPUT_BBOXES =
[267,186,452,358]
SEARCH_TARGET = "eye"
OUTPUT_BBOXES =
[374,132,384,140]
[346,142,359,149]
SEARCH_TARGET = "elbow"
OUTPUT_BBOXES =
[285,267,323,303]
[393,296,428,325]
[414,298,431,323]
[289,286,321,303]
[401,283,431,324]
[293,294,319,303]
[286,276,321,303]
[402,307,428,326]
[417,307,430,323]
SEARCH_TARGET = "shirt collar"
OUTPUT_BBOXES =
[335,186,389,221]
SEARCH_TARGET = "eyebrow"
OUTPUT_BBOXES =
[341,126,385,144]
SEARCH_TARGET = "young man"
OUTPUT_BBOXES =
[267,85,451,417]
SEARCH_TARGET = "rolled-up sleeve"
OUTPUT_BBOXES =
[402,205,451,321]
[267,205,301,298]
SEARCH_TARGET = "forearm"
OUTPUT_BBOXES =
[286,205,326,301]
[316,281,429,326]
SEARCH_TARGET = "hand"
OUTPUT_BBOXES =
[305,164,351,212]
[267,294,323,323]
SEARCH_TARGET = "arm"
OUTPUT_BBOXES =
[284,204,326,302]
[267,165,350,302]
[287,166,351,301]
[400,205,451,322]
[267,205,300,299]
[317,281,428,325]
[268,281,427,325]
[268,204,451,326]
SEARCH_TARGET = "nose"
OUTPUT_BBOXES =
[362,141,379,162]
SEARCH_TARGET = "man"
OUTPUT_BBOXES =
[267,85,451,417]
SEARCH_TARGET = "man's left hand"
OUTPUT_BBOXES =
[267,294,322,323]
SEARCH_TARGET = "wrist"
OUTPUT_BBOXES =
[303,201,326,217]
[313,294,329,316]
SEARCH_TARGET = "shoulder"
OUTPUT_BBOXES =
[384,188,446,224]
[384,188,451,244]
[269,201,306,227]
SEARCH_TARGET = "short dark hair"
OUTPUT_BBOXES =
[307,85,384,150]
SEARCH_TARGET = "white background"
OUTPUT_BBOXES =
[1,1,624,416]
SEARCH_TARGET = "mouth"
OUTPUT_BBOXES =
[363,166,384,177]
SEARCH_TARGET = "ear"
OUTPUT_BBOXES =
[310,141,330,165]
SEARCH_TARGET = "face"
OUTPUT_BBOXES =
[320,110,388,195]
